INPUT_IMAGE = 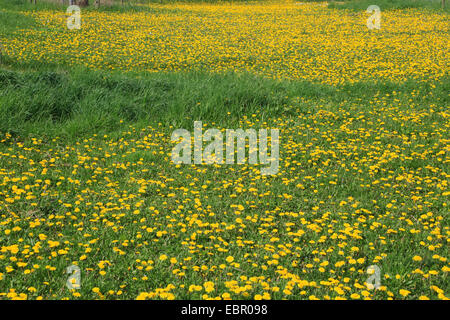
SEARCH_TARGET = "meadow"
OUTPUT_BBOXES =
[0,0,448,300]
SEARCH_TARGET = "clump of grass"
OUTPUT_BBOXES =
[0,68,292,136]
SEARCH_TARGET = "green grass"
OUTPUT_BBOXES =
[328,0,449,12]
[1,67,448,138]
[0,0,63,10]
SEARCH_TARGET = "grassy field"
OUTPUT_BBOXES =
[0,0,448,300]
[329,0,448,12]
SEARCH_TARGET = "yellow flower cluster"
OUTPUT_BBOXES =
[0,96,448,299]
[2,2,448,84]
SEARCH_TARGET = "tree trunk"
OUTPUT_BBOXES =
[78,0,89,7]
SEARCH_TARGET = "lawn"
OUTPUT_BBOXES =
[0,0,448,300]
